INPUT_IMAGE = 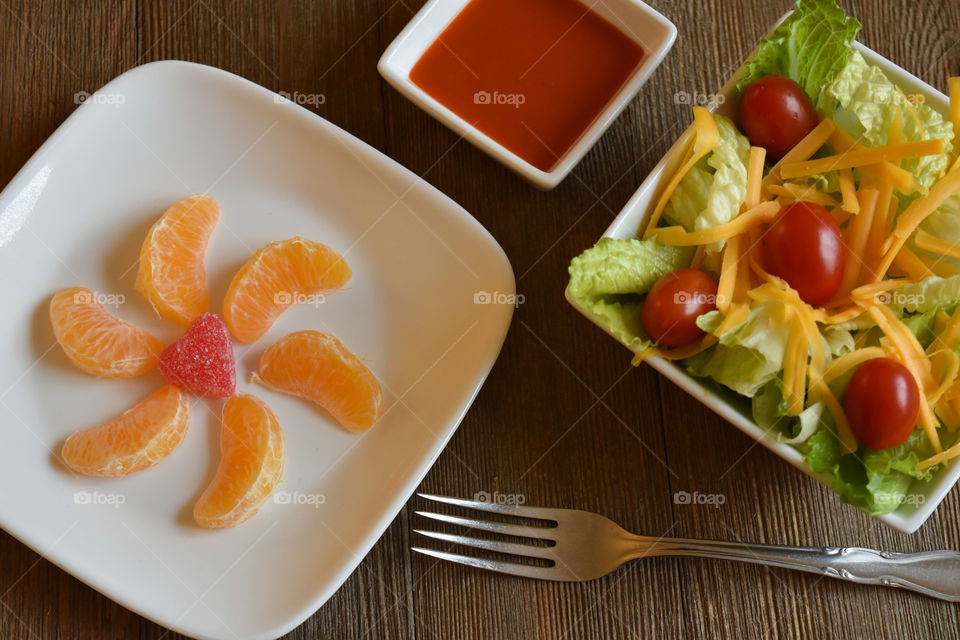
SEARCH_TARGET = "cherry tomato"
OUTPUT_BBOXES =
[844,358,920,450]
[642,268,718,347]
[763,201,845,306]
[739,75,818,159]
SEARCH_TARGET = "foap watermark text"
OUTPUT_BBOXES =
[474,290,525,307]
[74,490,126,508]
[474,490,526,505]
[73,290,125,308]
[674,490,726,508]
[274,291,326,307]
[273,490,325,508]
[473,90,526,109]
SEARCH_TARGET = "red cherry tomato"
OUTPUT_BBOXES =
[739,75,818,159]
[844,358,920,450]
[642,268,718,347]
[763,201,845,306]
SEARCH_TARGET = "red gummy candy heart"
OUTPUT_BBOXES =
[159,313,236,397]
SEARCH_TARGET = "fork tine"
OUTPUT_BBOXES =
[412,547,563,581]
[414,529,555,560]
[415,511,553,540]
[417,493,562,522]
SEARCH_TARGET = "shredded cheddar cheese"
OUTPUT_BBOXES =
[746,147,765,208]
[929,305,960,354]
[690,243,706,270]
[821,347,889,384]
[863,303,935,391]
[782,312,807,415]
[821,305,866,325]
[919,441,960,469]
[876,166,960,280]
[632,334,718,366]
[827,126,917,194]
[935,400,960,432]
[716,234,740,314]
[643,107,719,238]
[763,118,837,190]
[767,183,840,207]
[927,349,960,406]
[716,302,750,335]
[780,138,946,180]
[651,201,779,246]
[892,245,938,282]
[838,187,879,295]
[866,183,894,268]
[838,168,859,214]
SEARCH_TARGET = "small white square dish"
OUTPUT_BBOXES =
[378,0,677,190]
[566,28,960,535]
[0,60,515,639]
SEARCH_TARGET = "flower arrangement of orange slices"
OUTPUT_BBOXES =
[51,195,383,529]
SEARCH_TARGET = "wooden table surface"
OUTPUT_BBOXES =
[3,1,960,638]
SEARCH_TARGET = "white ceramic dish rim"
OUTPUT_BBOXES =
[377,0,678,190]
[566,27,960,534]
[0,60,516,639]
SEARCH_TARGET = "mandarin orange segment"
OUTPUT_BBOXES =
[50,287,164,378]
[252,330,383,432]
[61,385,189,476]
[222,237,351,343]
[136,194,219,325]
[193,393,285,529]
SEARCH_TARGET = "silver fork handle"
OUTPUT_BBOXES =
[641,539,960,601]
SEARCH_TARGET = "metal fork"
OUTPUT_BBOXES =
[412,494,960,601]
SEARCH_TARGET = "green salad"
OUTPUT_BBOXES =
[568,0,960,516]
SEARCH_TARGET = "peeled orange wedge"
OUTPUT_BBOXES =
[136,195,219,325]
[194,393,285,529]
[50,287,164,378]
[222,237,351,343]
[61,385,189,476]
[252,330,383,432]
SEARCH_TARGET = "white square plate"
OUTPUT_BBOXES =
[378,0,676,190]
[0,61,514,639]
[567,28,960,534]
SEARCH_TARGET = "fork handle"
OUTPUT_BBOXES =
[644,540,960,601]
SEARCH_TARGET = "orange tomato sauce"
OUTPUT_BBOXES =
[409,0,646,172]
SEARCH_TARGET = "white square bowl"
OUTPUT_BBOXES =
[378,0,677,190]
[566,33,960,534]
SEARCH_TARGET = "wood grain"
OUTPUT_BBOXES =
[2,0,960,638]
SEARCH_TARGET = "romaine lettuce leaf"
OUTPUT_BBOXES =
[736,0,861,107]
[685,304,791,397]
[752,380,824,444]
[567,237,692,299]
[686,304,853,397]
[567,237,693,351]
[803,428,942,515]
[913,195,960,271]
[885,275,960,314]
[864,430,939,482]
[823,325,855,357]
[821,50,954,189]
[901,306,941,349]
[663,114,750,246]
[576,298,650,352]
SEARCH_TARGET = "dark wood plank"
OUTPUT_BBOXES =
[2,1,960,639]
